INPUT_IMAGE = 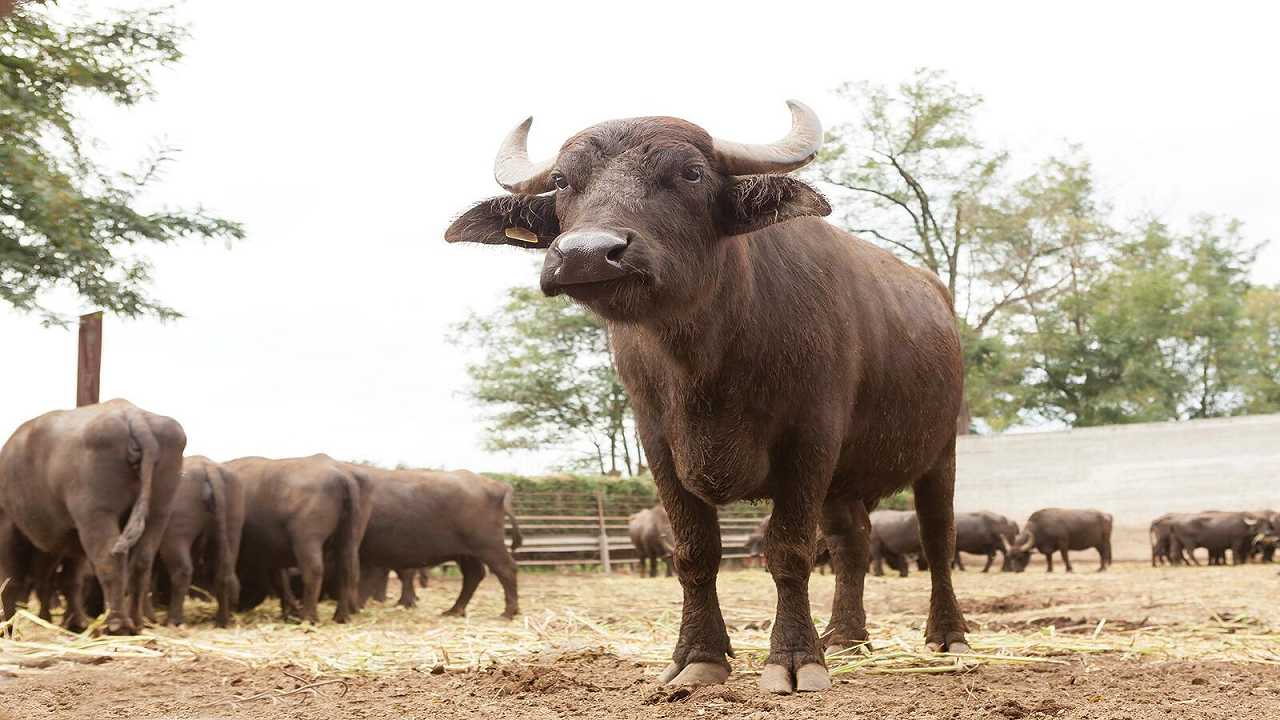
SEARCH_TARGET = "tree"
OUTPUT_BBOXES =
[1,4,242,325]
[812,69,1111,431]
[453,285,643,475]
[1237,286,1280,414]
[1013,217,1267,426]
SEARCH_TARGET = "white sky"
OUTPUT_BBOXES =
[2,1,1277,473]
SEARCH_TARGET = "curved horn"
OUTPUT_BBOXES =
[712,100,824,175]
[1012,528,1036,553]
[493,117,556,195]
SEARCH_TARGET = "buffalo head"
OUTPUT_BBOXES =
[445,102,831,321]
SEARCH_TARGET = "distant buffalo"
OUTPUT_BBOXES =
[951,511,1018,573]
[870,510,923,577]
[1167,511,1275,566]
[629,505,674,578]
[1007,508,1112,573]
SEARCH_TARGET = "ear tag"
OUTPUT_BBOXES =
[504,227,539,244]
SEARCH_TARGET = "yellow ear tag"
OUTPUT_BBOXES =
[504,227,539,244]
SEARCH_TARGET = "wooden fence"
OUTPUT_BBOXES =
[510,490,769,571]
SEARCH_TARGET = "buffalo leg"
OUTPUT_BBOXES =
[442,556,485,617]
[819,498,871,653]
[650,442,731,689]
[663,556,674,577]
[362,566,389,605]
[0,516,34,628]
[28,552,61,623]
[912,457,970,656]
[981,552,995,573]
[73,511,134,634]
[1099,541,1111,571]
[295,543,324,624]
[394,568,417,608]
[479,548,519,619]
[159,540,193,626]
[649,555,659,579]
[1060,549,1073,573]
[1044,551,1054,573]
[271,569,301,620]
[953,552,966,572]
[56,555,89,632]
[758,470,830,695]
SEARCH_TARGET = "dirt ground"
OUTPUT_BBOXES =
[2,550,1278,719]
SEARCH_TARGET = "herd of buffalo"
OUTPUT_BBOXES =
[0,399,522,635]
[2,100,1276,696]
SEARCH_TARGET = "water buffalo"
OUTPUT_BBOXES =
[1008,508,1113,573]
[1255,511,1280,562]
[227,455,371,624]
[150,456,245,627]
[1149,513,1201,566]
[1167,511,1274,566]
[952,511,1018,572]
[0,399,186,634]
[629,505,674,578]
[445,101,969,693]
[870,510,923,577]
[350,465,521,618]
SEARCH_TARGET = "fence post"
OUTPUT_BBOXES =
[596,489,611,574]
[77,312,103,407]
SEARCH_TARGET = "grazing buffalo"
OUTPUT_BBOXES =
[350,465,521,618]
[228,455,371,624]
[0,399,186,634]
[629,505,674,578]
[1167,511,1275,566]
[1255,511,1280,563]
[1007,508,1113,573]
[151,456,245,627]
[952,511,1018,573]
[870,510,923,577]
[445,101,969,693]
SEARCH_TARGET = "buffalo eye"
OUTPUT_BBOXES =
[681,167,703,183]
[551,172,570,191]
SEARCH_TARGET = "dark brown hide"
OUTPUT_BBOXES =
[1166,511,1274,566]
[0,399,186,634]
[446,110,968,693]
[227,455,371,624]
[951,511,1018,573]
[153,456,245,627]
[1008,508,1113,573]
[350,466,520,618]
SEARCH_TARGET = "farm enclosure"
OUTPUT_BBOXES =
[2,561,1278,719]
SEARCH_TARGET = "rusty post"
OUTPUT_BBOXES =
[596,488,611,574]
[77,312,103,407]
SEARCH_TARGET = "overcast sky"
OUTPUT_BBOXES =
[3,1,1277,473]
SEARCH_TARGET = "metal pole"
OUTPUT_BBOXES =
[77,312,103,407]
[596,489,611,574]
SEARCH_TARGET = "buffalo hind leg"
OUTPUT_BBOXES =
[1061,549,1073,573]
[73,511,134,634]
[481,547,519,619]
[912,456,971,656]
[0,516,34,632]
[981,552,995,573]
[294,544,324,624]
[159,541,194,626]
[442,557,485,617]
[820,499,871,655]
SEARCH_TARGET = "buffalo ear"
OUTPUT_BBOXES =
[444,194,559,249]
[718,175,831,236]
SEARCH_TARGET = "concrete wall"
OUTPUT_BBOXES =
[955,413,1280,526]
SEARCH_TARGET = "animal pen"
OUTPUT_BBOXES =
[509,491,767,570]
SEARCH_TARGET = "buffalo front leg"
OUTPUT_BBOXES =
[912,455,971,655]
[394,568,418,608]
[1061,549,1073,573]
[820,499,871,654]
[651,460,731,686]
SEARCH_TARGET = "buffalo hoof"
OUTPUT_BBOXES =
[658,661,729,687]
[926,638,972,656]
[441,607,466,618]
[758,662,830,694]
[105,617,136,636]
[826,640,872,656]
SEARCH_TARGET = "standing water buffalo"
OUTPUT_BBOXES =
[445,101,970,693]
[1007,508,1113,573]
[629,505,675,577]
[350,465,521,618]
[228,455,371,624]
[952,511,1018,573]
[1166,511,1275,566]
[151,456,245,627]
[0,399,186,634]
[1150,513,1201,566]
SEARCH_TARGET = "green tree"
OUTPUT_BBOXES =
[812,69,1110,431]
[1237,286,1280,414]
[1,4,242,325]
[453,285,642,476]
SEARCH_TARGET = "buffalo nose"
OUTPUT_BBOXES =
[540,229,630,292]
